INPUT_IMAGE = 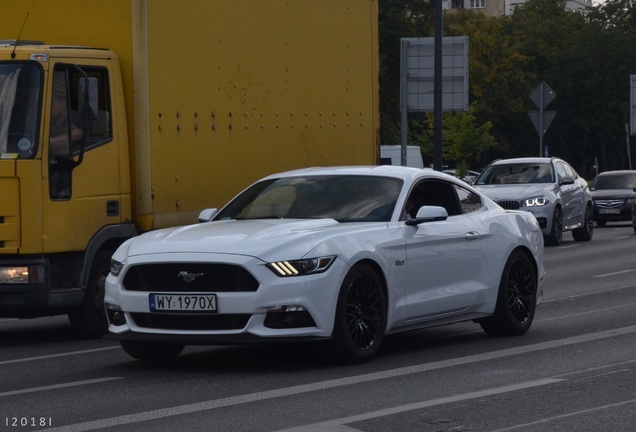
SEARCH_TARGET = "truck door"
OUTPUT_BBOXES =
[43,62,123,284]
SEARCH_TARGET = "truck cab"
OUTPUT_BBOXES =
[0,41,133,335]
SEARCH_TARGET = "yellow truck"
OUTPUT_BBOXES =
[0,0,379,336]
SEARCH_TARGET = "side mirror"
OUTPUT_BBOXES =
[560,176,575,185]
[405,205,448,226]
[198,208,218,222]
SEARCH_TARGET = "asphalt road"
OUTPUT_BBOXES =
[1,223,635,432]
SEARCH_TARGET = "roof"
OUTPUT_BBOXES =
[490,157,558,165]
[596,170,636,176]
[260,165,447,183]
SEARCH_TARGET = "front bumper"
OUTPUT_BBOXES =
[104,254,349,344]
[521,206,553,236]
[593,203,632,223]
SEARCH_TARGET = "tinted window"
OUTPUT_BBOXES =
[591,173,636,190]
[405,180,460,217]
[476,163,554,185]
[455,184,482,213]
[216,175,403,223]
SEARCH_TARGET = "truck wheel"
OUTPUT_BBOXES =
[68,251,111,337]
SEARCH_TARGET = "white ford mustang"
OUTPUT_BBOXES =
[105,166,545,363]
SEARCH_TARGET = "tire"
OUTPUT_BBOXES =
[120,340,185,362]
[572,204,593,242]
[328,263,387,364]
[68,251,112,337]
[596,220,606,227]
[479,249,537,337]
[544,206,562,246]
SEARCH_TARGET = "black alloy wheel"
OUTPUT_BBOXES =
[480,249,537,336]
[545,206,562,246]
[329,263,387,364]
[572,204,594,242]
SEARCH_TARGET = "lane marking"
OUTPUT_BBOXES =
[34,325,636,432]
[278,378,565,432]
[0,377,123,398]
[542,283,636,303]
[594,269,636,278]
[490,398,636,432]
[0,346,120,366]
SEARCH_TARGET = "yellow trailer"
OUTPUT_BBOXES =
[0,0,379,335]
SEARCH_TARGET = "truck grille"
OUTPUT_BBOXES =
[123,263,259,292]
[496,199,521,210]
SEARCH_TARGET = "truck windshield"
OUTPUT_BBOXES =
[0,62,42,159]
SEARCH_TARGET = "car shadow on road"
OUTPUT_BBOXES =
[0,316,86,347]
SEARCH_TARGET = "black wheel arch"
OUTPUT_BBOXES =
[79,223,137,288]
[351,258,389,309]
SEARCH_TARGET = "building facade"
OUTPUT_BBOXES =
[443,0,593,16]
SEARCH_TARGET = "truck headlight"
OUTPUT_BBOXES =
[0,265,45,284]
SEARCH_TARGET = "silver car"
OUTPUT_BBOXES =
[474,157,594,246]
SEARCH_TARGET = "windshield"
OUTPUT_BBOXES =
[0,62,42,159]
[215,175,403,222]
[591,173,636,190]
[475,163,554,185]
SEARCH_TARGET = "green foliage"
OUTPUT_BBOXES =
[378,0,636,176]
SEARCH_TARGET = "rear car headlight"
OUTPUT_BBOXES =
[267,256,335,277]
[0,265,45,284]
[524,197,550,207]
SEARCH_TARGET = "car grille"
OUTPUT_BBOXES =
[595,199,625,209]
[123,263,259,292]
[496,199,521,210]
[130,313,250,330]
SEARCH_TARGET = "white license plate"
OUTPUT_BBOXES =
[149,293,217,312]
[599,208,621,214]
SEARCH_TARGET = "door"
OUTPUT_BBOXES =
[403,179,487,322]
[43,61,122,259]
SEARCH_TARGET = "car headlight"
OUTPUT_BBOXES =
[524,197,550,207]
[110,259,125,276]
[267,256,336,277]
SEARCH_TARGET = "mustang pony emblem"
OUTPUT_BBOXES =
[177,271,204,284]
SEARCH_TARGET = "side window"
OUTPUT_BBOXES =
[555,163,568,181]
[562,162,576,179]
[454,184,482,214]
[404,179,460,219]
[48,64,112,200]
[68,66,112,150]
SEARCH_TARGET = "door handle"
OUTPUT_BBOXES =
[465,231,480,240]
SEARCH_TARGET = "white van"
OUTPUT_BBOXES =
[380,145,424,168]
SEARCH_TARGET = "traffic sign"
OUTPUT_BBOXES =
[529,81,556,110]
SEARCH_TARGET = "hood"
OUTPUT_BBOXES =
[475,184,556,200]
[124,218,344,259]
[590,189,636,200]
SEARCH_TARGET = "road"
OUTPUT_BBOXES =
[1,223,635,432]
